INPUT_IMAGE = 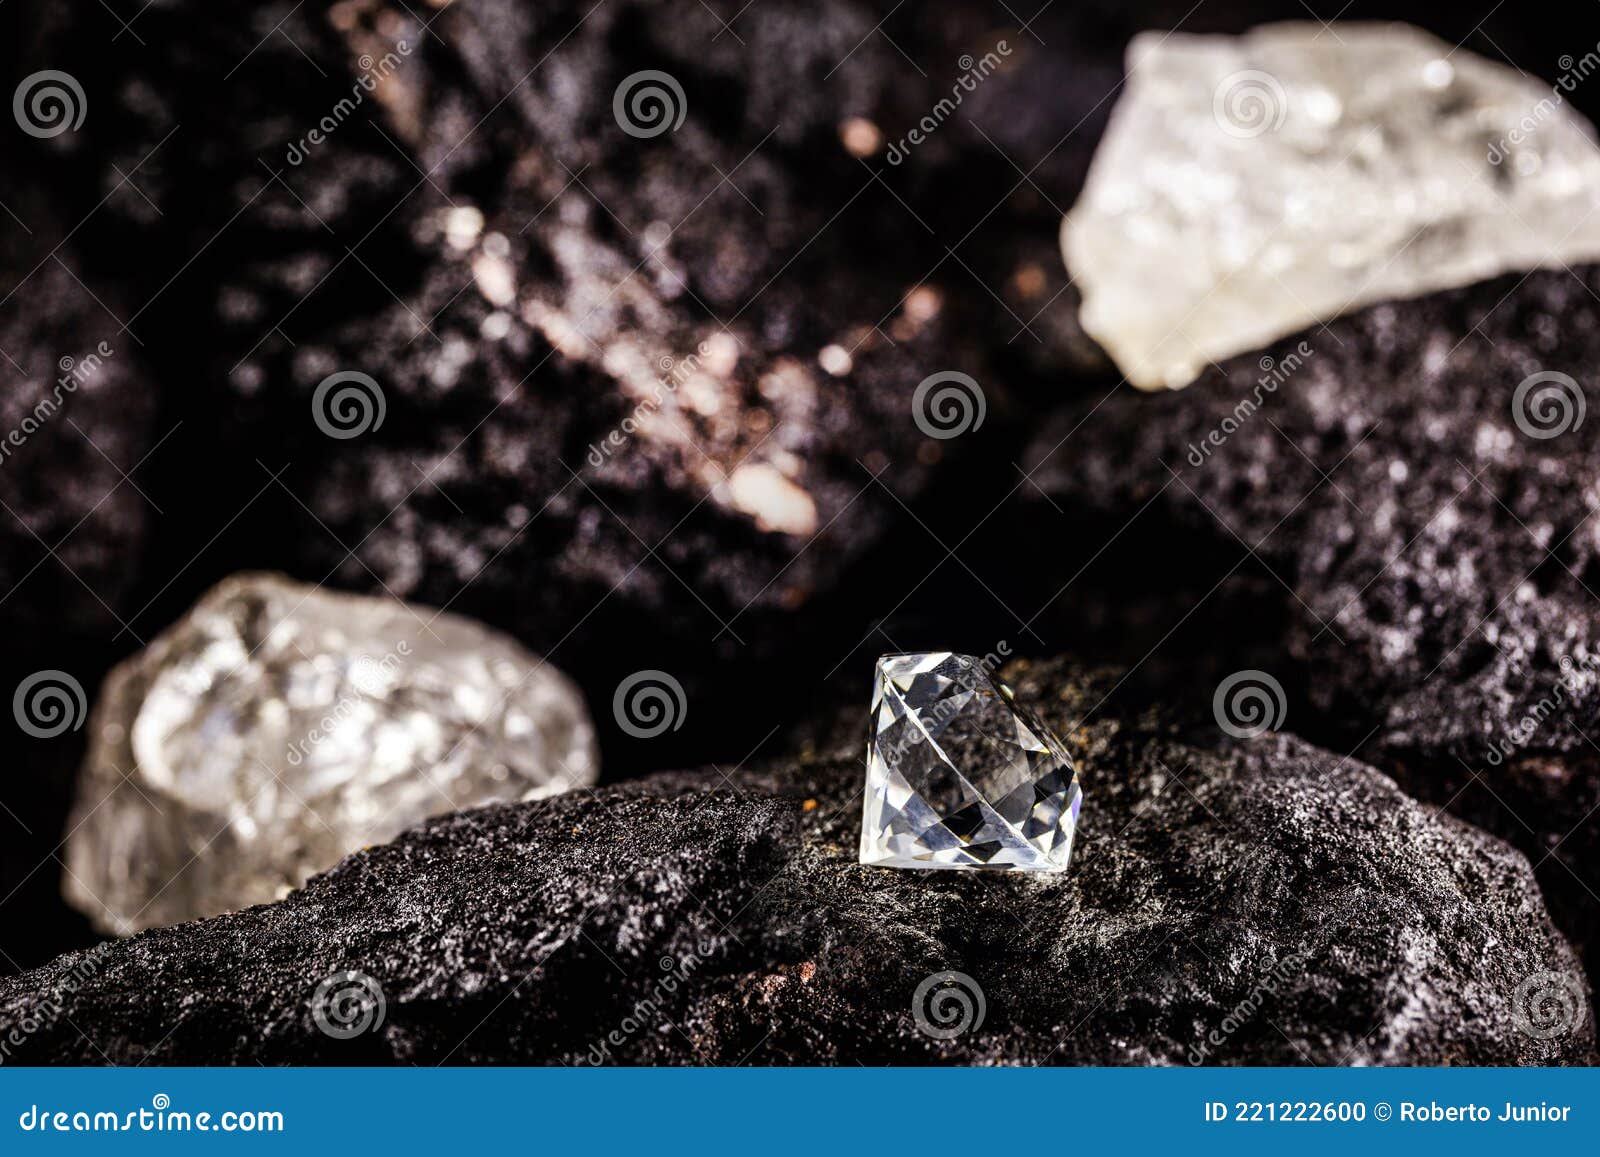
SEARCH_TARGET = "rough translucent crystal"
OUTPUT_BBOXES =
[1063,22,1600,389]
[860,653,1082,871]
[64,572,598,933]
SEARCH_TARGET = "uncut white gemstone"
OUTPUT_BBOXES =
[860,653,1082,871]
[64,572,598,933]
[1062,22,1600,390]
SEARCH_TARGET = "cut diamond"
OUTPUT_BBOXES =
[860,653,1082,871]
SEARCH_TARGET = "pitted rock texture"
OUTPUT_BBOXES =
[1020,264,1600,971]
[1,657,1589,1065]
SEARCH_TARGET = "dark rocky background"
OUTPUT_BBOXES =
[2,0,1599,1063]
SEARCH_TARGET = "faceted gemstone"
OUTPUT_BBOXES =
[64,572,599,933]
[1063,23,1600,389]
[860,653,1082,871]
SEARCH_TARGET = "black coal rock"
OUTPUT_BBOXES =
[1,656,1588,1065]
[1020,265,1600,974]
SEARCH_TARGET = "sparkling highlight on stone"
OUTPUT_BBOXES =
[1063,22,1600,389]
[64,572,599,933]
[860,653,1082,871]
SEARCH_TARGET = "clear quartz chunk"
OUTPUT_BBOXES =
[860,653,1082,871]
[1063,22,1600,390]
[64,572,599,933]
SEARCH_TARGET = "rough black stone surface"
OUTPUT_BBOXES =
[1,657,1589,1065]
[1020,266,1600,975]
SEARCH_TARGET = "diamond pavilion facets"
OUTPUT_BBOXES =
[860,653,1082,872]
